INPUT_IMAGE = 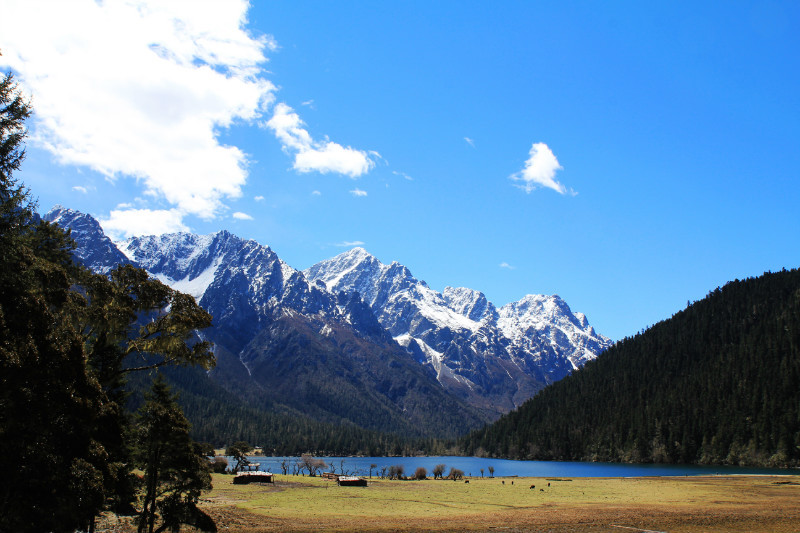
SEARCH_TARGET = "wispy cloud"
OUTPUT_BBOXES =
[232,211,253,220]
[311,190,322,196]
[350,188,368,197]
[254,195,265,202]
[265,103,376,178]
[72,185,90,194]
[335,240,365,247]
[464,137,476,148]
[499,262,516,270]
[392,170,414,181]
[0,0,276,234]
[510,142,574,195]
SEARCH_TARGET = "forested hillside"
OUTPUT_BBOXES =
[125,364,435,456]
[462,269,800,467]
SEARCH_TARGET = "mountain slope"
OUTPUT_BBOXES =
[45,207,487,438]
[305,247,612,415]
[462,268,800,467]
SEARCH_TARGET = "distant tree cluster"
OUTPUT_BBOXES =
[462,269,800,467]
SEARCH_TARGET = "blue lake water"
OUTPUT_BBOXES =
[241,456,796,478]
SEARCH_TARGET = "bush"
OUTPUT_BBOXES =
[448,468,464,481]
[388,465,405,480]
[209,456,229,474]
[414,467,427,480]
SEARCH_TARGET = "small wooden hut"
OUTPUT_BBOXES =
[337,476,367,487]
[233,471,273,484]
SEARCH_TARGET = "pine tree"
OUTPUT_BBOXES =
[0,68,108,532]
[134,376,214,533]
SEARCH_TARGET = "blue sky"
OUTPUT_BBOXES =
[2,1,799,341]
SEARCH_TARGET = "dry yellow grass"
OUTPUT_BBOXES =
[196,473,800,532]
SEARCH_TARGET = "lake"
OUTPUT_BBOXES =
[240,455,796,478]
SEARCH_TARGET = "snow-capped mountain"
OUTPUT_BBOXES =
[45,206,487,436]
[44,205,131,273]
[44,205,611,426]
[305,247,612,414]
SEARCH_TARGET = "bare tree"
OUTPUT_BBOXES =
[280,459,289,475]
[300,454,327,476]
[379,466,388,479]
[432,464,446,480]
[369,464,377,478]
[488,466,495,478]
[414,467,427,480]
[388,465,405,480]
[480,468,484,478]
[448,468,464,481]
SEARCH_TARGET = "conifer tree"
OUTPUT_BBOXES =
[0,68,108,533]
[134,376,214,533]
[0,62,216,530]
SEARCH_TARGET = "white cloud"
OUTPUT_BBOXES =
[232,211,253,220]
[464,137,475,148]
[0,0,275,232]
[72,185,89,194]
[254,195,265,202]
[335,241,365,247]
[311,190,322,196]
[511,142,573,195]
[265,103,376,178]
[350,188,368,197]
[499,262,516,270]
[392,170,414,181]
[100,208,189,240]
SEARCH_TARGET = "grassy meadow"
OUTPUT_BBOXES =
[190,473,800,532]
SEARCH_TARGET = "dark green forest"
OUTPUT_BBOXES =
[462,268,800,467]
[125,365,439,457]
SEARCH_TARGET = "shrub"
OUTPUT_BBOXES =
[210,456,229,474]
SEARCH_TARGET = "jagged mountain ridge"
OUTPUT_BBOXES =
[45,205,611,427]
[305,247,613,414]
[44,206,487,437]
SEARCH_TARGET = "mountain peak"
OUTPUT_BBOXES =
[43,206,132,273]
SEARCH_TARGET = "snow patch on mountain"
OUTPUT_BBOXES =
[153,256,223,302]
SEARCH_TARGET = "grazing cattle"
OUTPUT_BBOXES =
[540,488,544,491]
[465,480,469,484]
[529,485,535,489]
[502,480,505,485]
[511,481,514,485]
[547,482,551,487]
